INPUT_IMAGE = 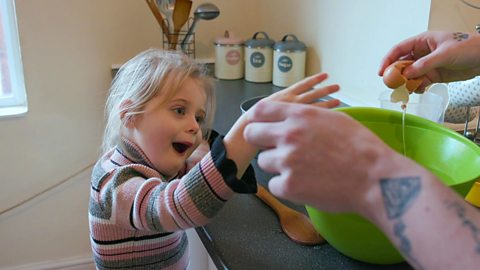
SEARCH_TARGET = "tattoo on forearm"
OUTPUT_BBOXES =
[446,200,480,254]
[453,32,469,41]
[393,221,412,256]
[380,177,423,269]
[380,177,421,219]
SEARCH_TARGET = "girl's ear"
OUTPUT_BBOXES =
[119,99,135,128]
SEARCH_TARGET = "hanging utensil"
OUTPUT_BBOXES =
[170,0,192,49]
[256,185,325,245]
[180,3,220,53]
[156,0,175,33]
[146,0,171,43]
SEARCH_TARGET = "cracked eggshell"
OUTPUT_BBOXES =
[383,60,422,92]
[383,63,406,89]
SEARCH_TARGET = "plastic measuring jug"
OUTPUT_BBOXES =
[379,84,449,123]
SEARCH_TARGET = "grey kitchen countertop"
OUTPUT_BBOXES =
[195,78,413,270]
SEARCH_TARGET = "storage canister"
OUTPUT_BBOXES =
[273,34,306,87]
[244,31,275,83]
[214,30,244,80]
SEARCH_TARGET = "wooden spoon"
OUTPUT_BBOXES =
[256,185,325,245]
[145,0,171,43]
[170,0,192,49]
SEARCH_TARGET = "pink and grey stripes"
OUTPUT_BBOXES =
[89,140,237,269]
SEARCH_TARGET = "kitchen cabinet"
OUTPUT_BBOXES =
[186,228,217,270]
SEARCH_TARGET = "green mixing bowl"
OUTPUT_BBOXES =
[306,107,480,264]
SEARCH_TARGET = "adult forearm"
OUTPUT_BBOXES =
[363,156,480,269]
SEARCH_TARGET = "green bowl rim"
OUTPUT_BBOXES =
[335,107,480,154]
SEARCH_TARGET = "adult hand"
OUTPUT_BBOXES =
[224,73,340,179]
[243,101,402,215]
[379,31,480,90]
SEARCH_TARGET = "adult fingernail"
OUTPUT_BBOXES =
[403,67,413,78]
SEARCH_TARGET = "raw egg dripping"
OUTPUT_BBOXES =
[383,60,423,106]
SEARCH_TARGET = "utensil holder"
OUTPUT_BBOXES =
[162,19,195,58]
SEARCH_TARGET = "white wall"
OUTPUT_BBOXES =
[227,0,430,107]
[314,0,431,106]
[1,0,478,268]
[0,0,255,268]
[234,0,479,106]
[0,0,159,267]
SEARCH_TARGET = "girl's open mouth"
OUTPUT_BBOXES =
[172,142,191,154]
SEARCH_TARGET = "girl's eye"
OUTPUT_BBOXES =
[196,115,205,124]
[174,107,186,115]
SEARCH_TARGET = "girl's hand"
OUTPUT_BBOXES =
[186,140,210,171]
[261,73,340,109]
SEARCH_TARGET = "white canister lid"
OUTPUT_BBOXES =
[214,30,243,46]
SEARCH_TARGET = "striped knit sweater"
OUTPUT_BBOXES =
[89,135,256,269]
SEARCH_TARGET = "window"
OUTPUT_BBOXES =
[0,0,27,117]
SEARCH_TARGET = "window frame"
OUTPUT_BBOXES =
[0,0,27,117]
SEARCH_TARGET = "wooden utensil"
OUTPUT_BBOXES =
[146,0,171,43]
[256,185,325,245]
[170,0,192,49]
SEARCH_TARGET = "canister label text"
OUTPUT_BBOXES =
[278,56,293,72]
[226,50,241,65]
[250,52,265,68]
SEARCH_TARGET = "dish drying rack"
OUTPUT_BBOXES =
[447,107,480,145]
[461,107,480,144]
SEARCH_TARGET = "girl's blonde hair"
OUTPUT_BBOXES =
[102,49,215,154]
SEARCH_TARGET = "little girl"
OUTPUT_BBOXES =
[89,49,339,269]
